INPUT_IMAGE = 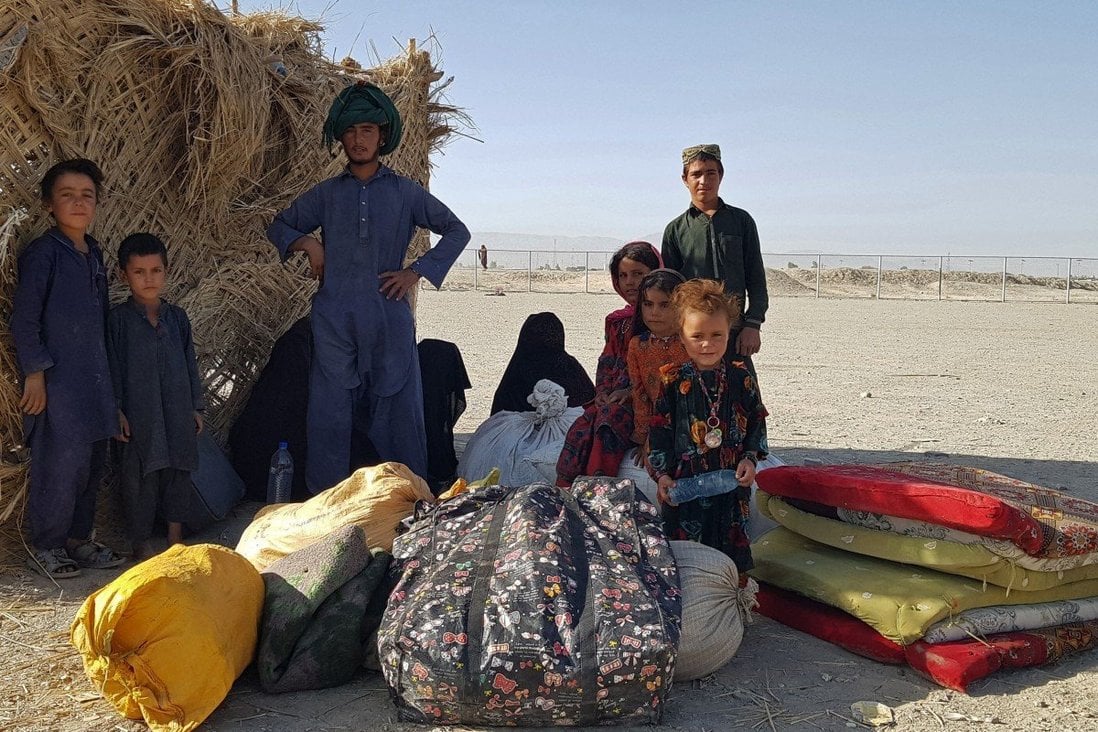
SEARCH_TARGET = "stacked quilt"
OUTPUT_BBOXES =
[751,463,1098,691]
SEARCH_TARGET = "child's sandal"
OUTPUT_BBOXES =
[69,540,125,569]
[26,548,82,579]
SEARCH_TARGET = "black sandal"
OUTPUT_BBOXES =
[27,547,82,579]
[68,540,125,569]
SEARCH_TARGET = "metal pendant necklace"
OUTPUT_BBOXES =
[698,362,726,449]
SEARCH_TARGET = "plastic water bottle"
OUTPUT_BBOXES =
[668,469,738,505]
[267,441,294,504]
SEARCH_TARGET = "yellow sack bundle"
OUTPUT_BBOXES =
[236,461,434,570]
[70,544,264,732]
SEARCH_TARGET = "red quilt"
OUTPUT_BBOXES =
[907,621,1098,692]
[755,583,904,664]
[756,464,1047,554]
[884,463,1098,559]
[756,582,1098,692]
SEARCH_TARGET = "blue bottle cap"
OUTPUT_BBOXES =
[278,441,288,450]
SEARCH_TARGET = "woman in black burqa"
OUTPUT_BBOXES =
[491,312,595,415]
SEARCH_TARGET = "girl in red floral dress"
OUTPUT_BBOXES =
[555,241,660,486]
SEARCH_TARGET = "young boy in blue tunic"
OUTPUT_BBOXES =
[107,233,205,560]
[267,82,470,492]
[12,159,124,578]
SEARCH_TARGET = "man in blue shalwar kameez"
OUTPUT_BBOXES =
[267,83,470,493]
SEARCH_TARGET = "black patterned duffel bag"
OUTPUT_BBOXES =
[379,477,681,726]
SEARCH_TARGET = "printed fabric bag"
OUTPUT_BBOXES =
[378,477,681,726]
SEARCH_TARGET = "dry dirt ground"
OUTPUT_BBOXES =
[1,293,1096,731]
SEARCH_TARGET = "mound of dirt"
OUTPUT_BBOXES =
[883,269,940,287]
[776,266,1091,292]
[764,268,813,295]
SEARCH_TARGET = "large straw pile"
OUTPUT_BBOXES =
[0,0,465,527]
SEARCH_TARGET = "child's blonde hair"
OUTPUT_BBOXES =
[671,278,742,327]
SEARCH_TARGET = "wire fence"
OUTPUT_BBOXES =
[427,250,1098,303]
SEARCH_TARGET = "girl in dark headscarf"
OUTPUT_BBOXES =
[492,312,595,414]
[555,241,662,486]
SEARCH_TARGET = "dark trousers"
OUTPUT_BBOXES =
[26,417,106,550]
[119,444,192,544]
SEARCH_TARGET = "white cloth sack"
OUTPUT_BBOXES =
[522,442,563,484]
[617,448,658,505]
[457,379,582,487]
[671,540,758,681]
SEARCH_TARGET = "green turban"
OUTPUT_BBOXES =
[323,82,403,156]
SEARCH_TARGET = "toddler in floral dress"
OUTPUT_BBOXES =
[647,279,768,572]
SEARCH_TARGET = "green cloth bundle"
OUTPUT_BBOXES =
[257,524,392,693]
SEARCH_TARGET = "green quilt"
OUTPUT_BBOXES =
[258,524,392,693]
[750,526,1098,644]
[757,491,1098,591]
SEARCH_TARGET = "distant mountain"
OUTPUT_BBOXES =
[469,232,663,253]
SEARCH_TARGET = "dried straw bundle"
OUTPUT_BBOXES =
[176,261,317,438]
[0,209,28,522]
[0,208,27,444]
[0,0,465,528]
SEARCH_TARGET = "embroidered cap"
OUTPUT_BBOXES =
[681,144,721,166]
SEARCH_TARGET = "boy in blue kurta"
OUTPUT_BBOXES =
[107,233,205,560]
[267,82,470,492]
[11,159,124,578]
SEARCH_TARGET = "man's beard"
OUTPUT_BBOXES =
[347,149,379,166]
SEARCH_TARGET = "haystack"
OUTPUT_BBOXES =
[0,0,465,528]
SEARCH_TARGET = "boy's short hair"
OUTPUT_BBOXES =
[40,158,104,201]
[671,278,742,326]
[117,233,169,269]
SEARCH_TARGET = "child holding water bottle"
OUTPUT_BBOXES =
[108,234,204,560]
[646,279,767,573]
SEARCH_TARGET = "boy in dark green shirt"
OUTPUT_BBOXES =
[661,144,769,359]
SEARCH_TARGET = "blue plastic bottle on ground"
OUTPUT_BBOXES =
[267,441,294,504]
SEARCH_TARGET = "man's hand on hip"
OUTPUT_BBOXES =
[289,236,325,280]
[379,267,421,300]
[736,327,761,357]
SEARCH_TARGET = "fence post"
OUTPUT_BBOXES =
[876,255,882,300]
[815,254,821,298]
[527,250,532,292]
[584,252,590,294]
[938,256,943,301]
[1001,257,1007,302]
[473,253,478,292]
[1066,258,1073,304]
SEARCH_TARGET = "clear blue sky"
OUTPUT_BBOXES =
[240,1,1097,256]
